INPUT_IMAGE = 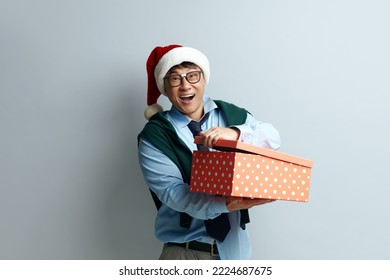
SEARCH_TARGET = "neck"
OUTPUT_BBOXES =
[188,108,205,122]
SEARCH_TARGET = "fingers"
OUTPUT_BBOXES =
[226,196,276,211]
[199,127,239,147]
[248,198,275,207]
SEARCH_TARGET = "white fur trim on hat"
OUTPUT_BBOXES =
[154,47,210,96]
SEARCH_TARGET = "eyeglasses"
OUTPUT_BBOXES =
[164,70,203,87]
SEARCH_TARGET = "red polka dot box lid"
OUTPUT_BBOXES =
[190,137,314,202]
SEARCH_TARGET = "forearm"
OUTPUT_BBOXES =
[138,139,229,219]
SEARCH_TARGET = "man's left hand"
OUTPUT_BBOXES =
[199,127,239,148]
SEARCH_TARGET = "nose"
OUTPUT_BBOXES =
[179,76,191,90]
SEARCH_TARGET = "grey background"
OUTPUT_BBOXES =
[1,0,389,259]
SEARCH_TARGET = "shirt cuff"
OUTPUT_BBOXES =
[212,195,230,215]
[229,124,248,142]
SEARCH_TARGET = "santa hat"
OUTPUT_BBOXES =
[144,44,210,119]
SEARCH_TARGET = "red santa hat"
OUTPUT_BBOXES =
[145,44,210,119]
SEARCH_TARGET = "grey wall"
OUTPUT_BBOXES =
[1,0,389,259]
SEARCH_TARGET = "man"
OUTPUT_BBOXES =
[138,44,281,260]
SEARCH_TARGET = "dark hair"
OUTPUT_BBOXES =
[167,61,198,73]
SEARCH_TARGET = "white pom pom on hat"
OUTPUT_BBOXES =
[143,103,164,120]
[144,44,210,120]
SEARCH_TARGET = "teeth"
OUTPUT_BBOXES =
[180,94,194,99]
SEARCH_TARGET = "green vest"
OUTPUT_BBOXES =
[138,100,248,184]
[138,100,248,226]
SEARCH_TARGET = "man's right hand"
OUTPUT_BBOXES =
[226,196,275,211]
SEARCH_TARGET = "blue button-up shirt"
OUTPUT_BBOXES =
[138,96,281,259]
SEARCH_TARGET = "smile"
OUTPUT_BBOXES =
[179,94,195,101]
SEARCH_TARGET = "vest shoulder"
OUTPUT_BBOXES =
[215,99,246,111]
[214,99,249,125]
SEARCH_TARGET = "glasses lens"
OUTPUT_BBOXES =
[186,71,201,84]
[165,71,202,87]
[168,75,181,87]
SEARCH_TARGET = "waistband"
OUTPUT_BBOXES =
[166,240,219,256]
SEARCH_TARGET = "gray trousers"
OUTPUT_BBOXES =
[159,243,221,260]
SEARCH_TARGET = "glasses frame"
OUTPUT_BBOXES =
[164,70,203,87]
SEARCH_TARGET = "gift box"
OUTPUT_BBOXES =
[190,137,313,202]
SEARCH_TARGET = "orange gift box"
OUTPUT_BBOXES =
[190,137,314,202]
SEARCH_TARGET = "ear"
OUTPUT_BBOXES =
[162,80,169,97]
[201,76,206,86]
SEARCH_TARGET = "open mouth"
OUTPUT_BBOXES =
[179,94,195,101]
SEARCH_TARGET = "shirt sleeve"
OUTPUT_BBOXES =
[138,137,229,220]
[232,113,281,150]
